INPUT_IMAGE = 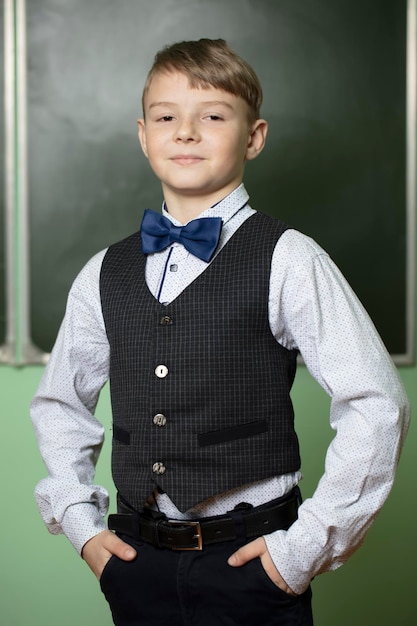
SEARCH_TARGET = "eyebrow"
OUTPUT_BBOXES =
[148,100,235,110]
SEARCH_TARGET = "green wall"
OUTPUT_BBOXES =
[0,356,415,624]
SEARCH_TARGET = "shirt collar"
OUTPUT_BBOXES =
[161,183,250,227]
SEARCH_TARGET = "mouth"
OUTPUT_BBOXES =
[170,155,204,166]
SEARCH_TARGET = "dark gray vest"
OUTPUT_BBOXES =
[100,212,300,512]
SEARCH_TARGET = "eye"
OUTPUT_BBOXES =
[158,115,175,122]
[205,114,223,121]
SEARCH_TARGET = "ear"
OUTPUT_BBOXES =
[137,118,148,158]
[246,119,268,161]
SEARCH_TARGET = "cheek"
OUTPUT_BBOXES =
[223,138,250,169]
[143,139,163,163]
[224,130,250,155]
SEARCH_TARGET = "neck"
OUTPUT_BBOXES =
[162,184,239,224]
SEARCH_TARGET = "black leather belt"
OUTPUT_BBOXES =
[108,490,299,551]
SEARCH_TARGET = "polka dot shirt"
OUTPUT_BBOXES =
[31,184,410,594]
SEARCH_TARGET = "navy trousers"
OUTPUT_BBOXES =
[100,522,313,626]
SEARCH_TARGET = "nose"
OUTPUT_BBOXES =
[174,117,200,142]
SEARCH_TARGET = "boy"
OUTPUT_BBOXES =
[32,39,409,626]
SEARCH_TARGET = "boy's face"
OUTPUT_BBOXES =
[138,71,267,211]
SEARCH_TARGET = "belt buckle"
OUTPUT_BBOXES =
[168,520,203,550]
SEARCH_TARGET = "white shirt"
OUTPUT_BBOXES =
[31,183,410,594]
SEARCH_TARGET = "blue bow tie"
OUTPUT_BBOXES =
[140,209,222,262]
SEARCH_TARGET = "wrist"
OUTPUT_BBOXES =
[61,502,107,554]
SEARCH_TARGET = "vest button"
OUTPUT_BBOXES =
[153,413,167,427]
[152,462,166,475]
[155,365,169,378]
[159,315,173,326]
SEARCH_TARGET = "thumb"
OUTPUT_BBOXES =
[82,529,137,579]
[107,533,137,561]
[99,529,137,561]
[228,536,264,567]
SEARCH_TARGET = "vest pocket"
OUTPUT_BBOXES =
[113,425,131,445]
[197,420,269,447]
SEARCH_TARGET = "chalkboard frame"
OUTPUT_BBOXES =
[0,0,5,351]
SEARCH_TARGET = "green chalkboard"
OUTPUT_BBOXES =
[26,0,408,355]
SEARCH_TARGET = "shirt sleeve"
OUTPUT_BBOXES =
[264,229,410,594]
[31,249,110,554]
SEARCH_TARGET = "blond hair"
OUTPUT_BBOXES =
[142,38,263,122]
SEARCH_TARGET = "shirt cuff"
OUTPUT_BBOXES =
[264,520,341,595]
[60,502,108,554]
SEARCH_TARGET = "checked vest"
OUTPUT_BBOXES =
[100,212,301,512]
